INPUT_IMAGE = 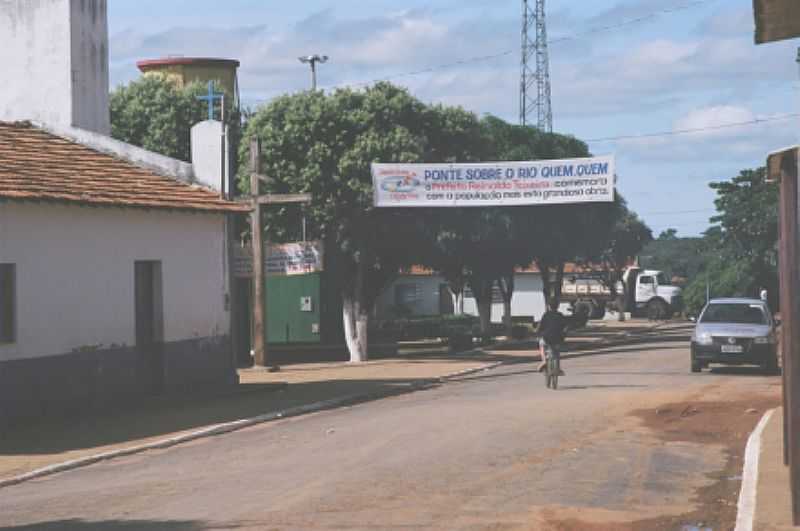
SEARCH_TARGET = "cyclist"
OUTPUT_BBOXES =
[537,299,567,375]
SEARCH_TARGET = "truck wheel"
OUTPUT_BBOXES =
[647,299,668,321]
[575,300,593,317]
[590,302,606,320]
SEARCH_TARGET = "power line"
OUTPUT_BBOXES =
[585,113,800,143]
[333,51,515,90]
[549,0,718,45]
[307,0,716,94]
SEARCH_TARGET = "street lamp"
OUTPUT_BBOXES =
[299,54,329,91]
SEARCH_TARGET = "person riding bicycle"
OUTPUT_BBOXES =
[537,300,567,375]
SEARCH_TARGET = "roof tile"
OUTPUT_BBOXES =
[0,122,249,213]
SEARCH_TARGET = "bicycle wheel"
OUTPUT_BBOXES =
[550,357,559,390]
[544,362,551,388]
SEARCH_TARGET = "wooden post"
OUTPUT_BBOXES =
[246,139,312,369]
[777,149,800,524]
[250,139,267,367]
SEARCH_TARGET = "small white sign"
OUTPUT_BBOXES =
[266,241,324,276]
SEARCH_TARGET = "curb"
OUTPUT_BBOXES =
[735,408,776,531]
[0,361,503,490]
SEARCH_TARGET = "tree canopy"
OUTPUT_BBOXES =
[681,167,779,315]
[242,83,630,358]
[110,74,238,162]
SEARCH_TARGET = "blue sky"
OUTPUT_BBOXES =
[108,0,799,237]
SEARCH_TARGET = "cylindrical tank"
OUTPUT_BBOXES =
[136,57,240,106]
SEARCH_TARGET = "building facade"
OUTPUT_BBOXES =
[0,122,248,425]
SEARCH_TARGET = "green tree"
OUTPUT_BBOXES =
[110,74,238,163]
[683,167,778,315]
[591,202,653,314]
[658,228,678,240]
[242,83,484,361]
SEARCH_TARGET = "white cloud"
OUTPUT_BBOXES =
[673,105,755,132]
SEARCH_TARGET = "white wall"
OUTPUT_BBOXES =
[0,0,110,134]
[191,120,225,192]
[0,202,229,361]
[375,275,446,319]
[462,274,548,323]
[375,273,549,323]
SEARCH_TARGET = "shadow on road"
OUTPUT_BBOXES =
[0,519,217,530]
[708,366,780,377]
[0,377,449,457]
[557,384,649,390]
[0,326,693,461]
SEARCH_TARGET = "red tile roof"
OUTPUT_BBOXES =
[402,262,613,276]
[0,122,249,213]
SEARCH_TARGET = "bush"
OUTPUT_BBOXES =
[511,325,531,340]
[448,331,474,352]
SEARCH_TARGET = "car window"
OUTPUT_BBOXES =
[639,276,653,285]
[699,303,767,325]
[656,273,670,285]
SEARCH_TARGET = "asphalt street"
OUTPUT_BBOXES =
[0,325,781,530]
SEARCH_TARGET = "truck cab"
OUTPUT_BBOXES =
[626,268,683,318]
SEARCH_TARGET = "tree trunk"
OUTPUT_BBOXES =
[448,279,465,316]
[470,278,494,337]
[553,262,565,306]
[344,245,370,363]
[478,299,492,336]
[537,259,553,309]
[342,295,360,359]
[498,273,515,338]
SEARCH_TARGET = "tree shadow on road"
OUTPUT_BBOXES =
[556,384,649,390]
[0,519,222,530]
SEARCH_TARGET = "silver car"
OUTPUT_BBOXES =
[690,297,779,373]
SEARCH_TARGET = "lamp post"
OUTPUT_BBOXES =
[298,54,329,91]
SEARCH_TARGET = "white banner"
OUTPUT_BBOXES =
[372,156,615,208]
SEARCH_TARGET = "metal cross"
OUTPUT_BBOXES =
[197,81,224,121]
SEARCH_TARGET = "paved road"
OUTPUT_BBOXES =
[0,325,781,530]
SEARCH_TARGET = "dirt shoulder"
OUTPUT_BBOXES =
[541,389,781,530]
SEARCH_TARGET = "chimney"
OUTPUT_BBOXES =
[0,0,110,135]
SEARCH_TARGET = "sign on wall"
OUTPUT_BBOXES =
[372,156,615,208]
[233,241,324,278]
[266,242,324,276]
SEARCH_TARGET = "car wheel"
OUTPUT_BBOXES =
[762,354,780,375]
[691,352,702,373]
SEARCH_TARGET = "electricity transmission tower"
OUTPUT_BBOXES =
[520,0,553,132]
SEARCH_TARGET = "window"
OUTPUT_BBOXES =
[639,276,654,285]
[700,303,767,325]
[0,264,15,343]
[656,273,670,286]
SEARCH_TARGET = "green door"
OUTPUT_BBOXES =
[266,273,322,344]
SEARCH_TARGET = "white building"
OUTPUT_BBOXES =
[0,0,248,426]
[375,270,548,324]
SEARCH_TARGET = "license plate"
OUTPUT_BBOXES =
[721,345,743,353]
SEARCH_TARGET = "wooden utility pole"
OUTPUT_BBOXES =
[249,139,267,367]
[248,139,312,368]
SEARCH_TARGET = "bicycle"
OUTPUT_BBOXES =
[544,351,559,389]
[542,343,560,390]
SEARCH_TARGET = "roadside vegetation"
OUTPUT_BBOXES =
[643,167,778,316]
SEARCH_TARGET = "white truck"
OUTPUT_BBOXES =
[562,266,683,320]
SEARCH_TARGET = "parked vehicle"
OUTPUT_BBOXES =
[690,298,779,373]
[562,266,683,321]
